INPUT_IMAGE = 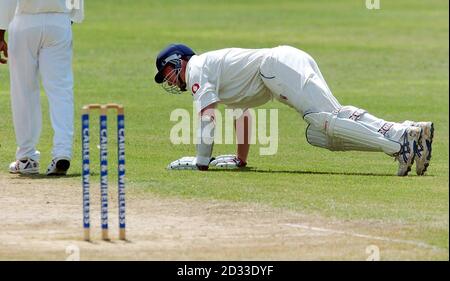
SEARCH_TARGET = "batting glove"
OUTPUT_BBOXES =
[210,155,247,169]
[167,156,210,171]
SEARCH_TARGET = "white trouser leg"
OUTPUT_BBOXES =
[39,14,74,160]
[260,46,341,115]
[355,112,407,142]
[8,15,43,161]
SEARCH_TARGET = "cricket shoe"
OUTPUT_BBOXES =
[9,158,40,174]
[46,157,71,176]
[403,121,434,175]
[395,126,422,176]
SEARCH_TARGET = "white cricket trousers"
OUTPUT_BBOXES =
[260,45,341,115]
[259,45,407,145]
[8,13,74,161]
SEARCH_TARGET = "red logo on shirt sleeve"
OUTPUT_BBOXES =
[191,83,200,94]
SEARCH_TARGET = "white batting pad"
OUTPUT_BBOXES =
[305,112,401,155]
[306,125,379,151]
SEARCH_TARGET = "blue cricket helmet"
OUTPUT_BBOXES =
[154,43,196,83]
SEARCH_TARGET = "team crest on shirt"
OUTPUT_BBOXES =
[191,83,200,94]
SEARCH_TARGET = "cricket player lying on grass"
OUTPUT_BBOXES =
[154,44,434,176]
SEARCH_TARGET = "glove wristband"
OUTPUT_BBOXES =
[236,157,247,167]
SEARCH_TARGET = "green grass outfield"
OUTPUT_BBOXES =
[0,0,448,258]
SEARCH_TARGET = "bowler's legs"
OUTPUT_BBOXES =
[39,14,74,160]
[8,16,43,161]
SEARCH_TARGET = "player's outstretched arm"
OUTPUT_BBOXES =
[195,103,217,170]
[167,103,217,171]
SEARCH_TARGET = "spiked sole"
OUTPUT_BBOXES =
[416,122,434,176]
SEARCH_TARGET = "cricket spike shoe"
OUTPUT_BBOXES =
[412,122,434,175]
[395,126,422,176]
[402,121,434,175]
[46,157,71,176]
[9,158,40,174]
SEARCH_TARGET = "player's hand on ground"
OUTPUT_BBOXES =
[210,155,247,169]
[0,40,8,64]
[167,156,210,171]
[167,156,198,170]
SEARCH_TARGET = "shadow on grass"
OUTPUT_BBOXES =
[16,173,82,179]
[208,167,403,177]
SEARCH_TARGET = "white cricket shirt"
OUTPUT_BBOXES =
[186,48,273,113]
[0,0,84,29]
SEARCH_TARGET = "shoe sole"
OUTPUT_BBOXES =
[47,159,70,176]
[9,169,39,175]
[397,127,421,176]
[398,164,413,177]
[416,123,434,175]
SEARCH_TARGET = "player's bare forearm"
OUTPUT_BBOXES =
[235,110,252,163]
[0,30,8,64]
[237,142,250,163]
